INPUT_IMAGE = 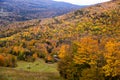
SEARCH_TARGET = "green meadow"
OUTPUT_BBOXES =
[0,59,62,80]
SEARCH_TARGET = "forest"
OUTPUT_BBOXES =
[0,0,120,80]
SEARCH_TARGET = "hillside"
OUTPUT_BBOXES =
[0,0,83,26]
[0,0,120,80]
[0,0,119,40]
[0,0,119,62]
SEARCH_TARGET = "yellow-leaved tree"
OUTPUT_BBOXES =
[74,37,99,66]
[103,40,120,77]
[58,44,69,59]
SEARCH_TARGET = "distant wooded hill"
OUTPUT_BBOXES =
[0,0,84,26]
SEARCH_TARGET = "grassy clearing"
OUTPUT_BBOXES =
[15,59,58,72]
[0,59,63,80]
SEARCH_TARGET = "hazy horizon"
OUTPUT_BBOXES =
[54,0,111,5]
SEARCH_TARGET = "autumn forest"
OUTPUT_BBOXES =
[0,0,120,80]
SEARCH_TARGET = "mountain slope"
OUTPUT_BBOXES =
[0,0,119,57]
[0,0,84,26]
[0,0,120,80]
[0,0,119,43]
